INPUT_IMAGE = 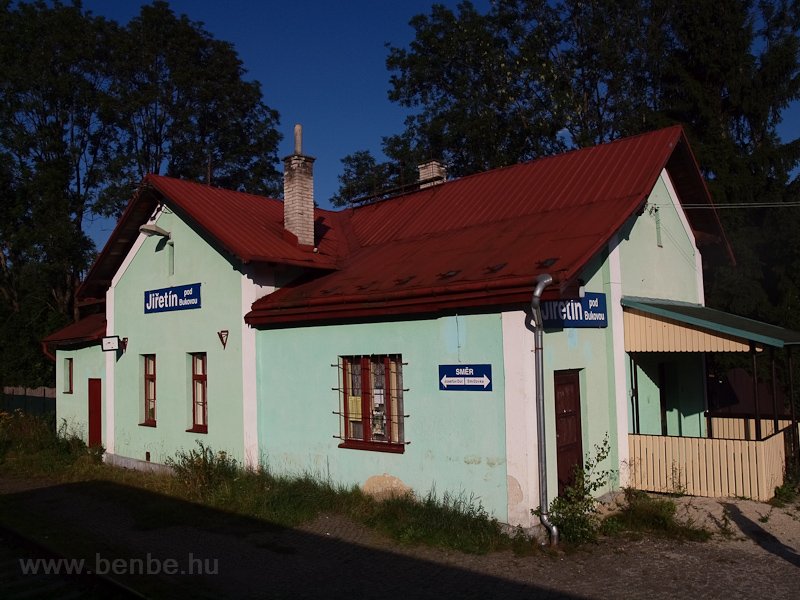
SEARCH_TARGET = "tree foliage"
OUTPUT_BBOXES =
[100,1,281,215]
[387,1,567,175]
[0,0,282,386]
[337,0,800,328]
[331,142,420,207]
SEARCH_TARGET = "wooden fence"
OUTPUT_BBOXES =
[628,425,796,502]
[708,416,792,441]
[0,386,56,428]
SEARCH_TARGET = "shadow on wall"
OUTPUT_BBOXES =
[0,480,582,600]
[708,367,789,414]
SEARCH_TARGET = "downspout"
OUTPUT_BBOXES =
[41,341,56,361]
[531,273,558,545]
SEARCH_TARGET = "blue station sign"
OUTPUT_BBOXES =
[144,283,201,314]
[439,364,493,391]
[541,292,607,328]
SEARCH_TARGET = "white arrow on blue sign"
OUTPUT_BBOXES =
[438,364,492,391]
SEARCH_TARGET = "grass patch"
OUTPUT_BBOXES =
[601,488,710,541]
[1,416,714,554]
[0,427,532,555]
[166,443,369,527]
[0,410,103,474]
[361,489,511,554]
[162,442,526,553]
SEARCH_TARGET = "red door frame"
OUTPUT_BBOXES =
[554,369,584,496]
[88,378,102,448]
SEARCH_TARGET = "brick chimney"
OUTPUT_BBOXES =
[417,160,447,188]
[283,124,315,247]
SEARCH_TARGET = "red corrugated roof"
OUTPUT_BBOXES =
[72,125,728,330]
[144,176,341,268]
[246,126,730,326]
[78,176,341,301]
[42,313,106,345]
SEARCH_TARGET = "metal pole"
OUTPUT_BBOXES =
[789,348,799,474]
[531,274,558,546]
[632,356,641,435]
[752,343,761,441]
[771,348,779,436]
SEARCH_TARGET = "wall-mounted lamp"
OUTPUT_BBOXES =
[139,223,171,239]
[101,335,127,352]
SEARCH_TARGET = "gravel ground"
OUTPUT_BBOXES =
[0,476,798,599]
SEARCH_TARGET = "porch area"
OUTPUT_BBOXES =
[621,298,800,502]
[628,420,798,501]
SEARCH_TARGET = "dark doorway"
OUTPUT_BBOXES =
[88,378,101,448]
[554,369,584,496]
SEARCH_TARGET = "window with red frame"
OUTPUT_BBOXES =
[63,357,73,394]
[189,352,207,433]
[142,354,156,426]
[337,354,405,453]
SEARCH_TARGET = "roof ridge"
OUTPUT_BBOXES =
[344,125,684,216]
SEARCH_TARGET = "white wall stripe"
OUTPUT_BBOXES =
[104,213,158,455]
[241,268,274,469]
[104,287,115,454]
[501,310,538,527]
[112,209,161,288]
[608,236,630,487]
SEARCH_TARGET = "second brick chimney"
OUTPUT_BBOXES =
[417,160,447,188]
[283,124,315,247]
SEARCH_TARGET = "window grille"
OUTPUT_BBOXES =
[332,354,408,453]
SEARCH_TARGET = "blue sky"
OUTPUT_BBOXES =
[81,0,489,246]
[81,0,796,248]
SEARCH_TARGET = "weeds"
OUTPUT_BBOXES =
[219,469,365,527]
[668,462,687,497]
[0,410,100,473]
[601,488,710,541]
[164,442,514,554]
[363,489,509,554]
[166,442,239,499]
[533,435,612,545]
[770,475,799,508]
[0,419,715,555]
[713,505,735,538]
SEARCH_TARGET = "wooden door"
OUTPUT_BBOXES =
[554,370,583,496]
[88,378,102,448]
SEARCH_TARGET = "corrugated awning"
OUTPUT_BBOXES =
[621,297,800,351]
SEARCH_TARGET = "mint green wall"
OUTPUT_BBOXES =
[55,345,104,443]
[112,209,247,464]
[542,252,619,493]
[628,354,707,437]
[256,314,509,520]
[619,175,702,303]
[618,174,707,438]
[539,173,707,498]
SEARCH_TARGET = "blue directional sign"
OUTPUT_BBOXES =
[541,292,608,329]
[439,364,493,392]
[144,283,201,314]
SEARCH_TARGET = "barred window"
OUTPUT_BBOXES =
[337,354,405,453]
